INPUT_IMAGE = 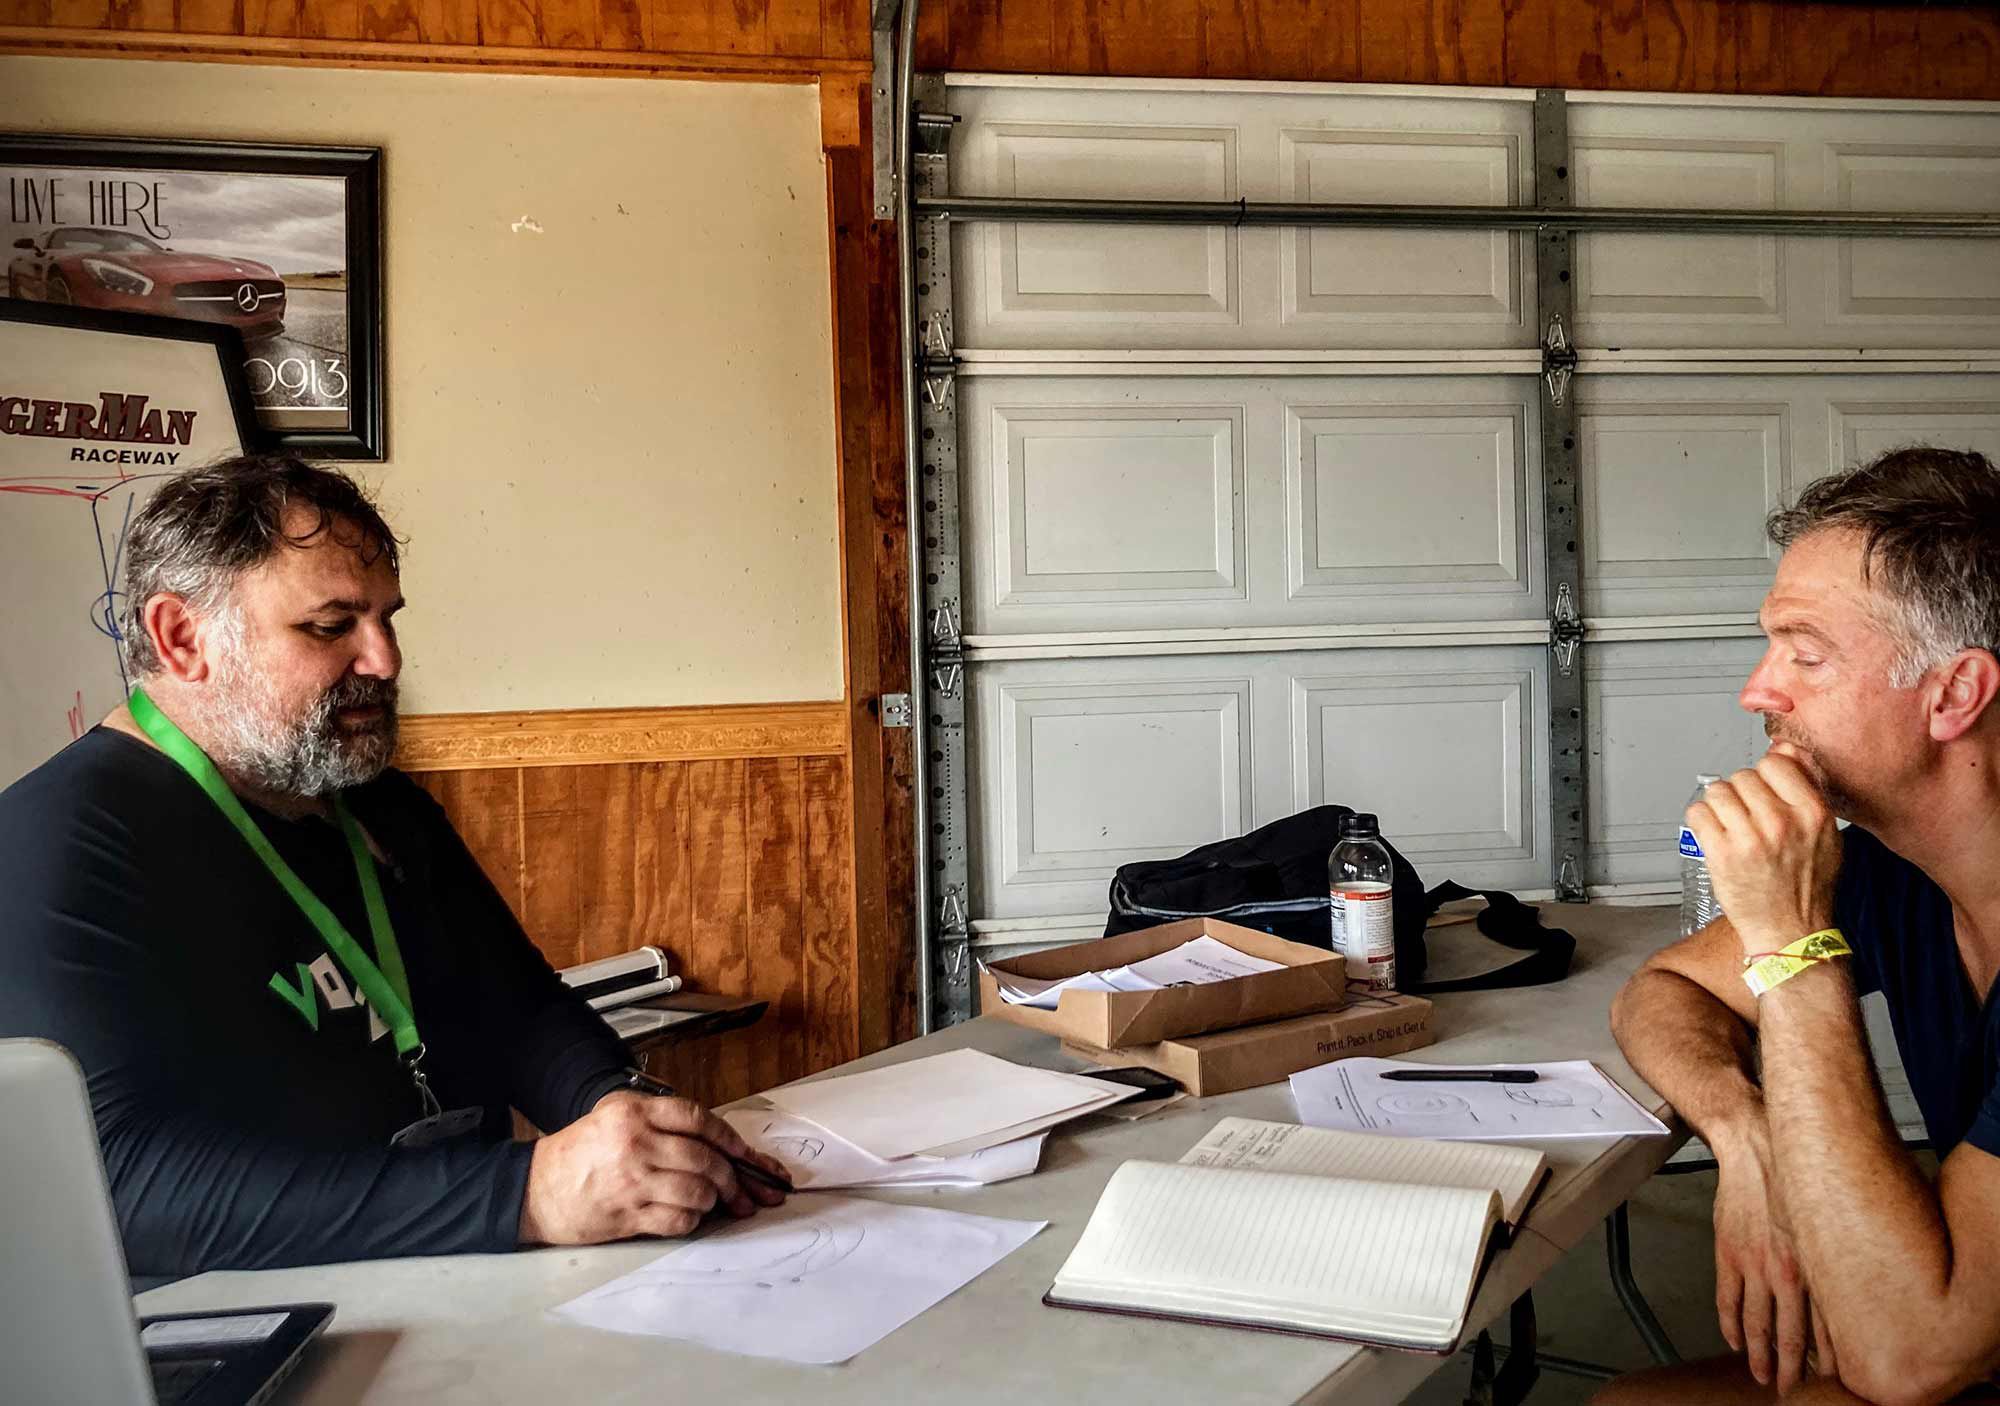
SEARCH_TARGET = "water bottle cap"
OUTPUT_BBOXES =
[1338,812,1380,839]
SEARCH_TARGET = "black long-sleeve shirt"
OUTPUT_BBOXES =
[0,727,630,1277]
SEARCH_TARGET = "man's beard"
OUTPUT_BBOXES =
[200,640,399,799]
[1762,713,1858,817]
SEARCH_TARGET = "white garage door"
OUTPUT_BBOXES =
[913,76,2000,1014]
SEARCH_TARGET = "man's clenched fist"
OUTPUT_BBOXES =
[1685,747,1842,955]
[518,1091,788,1247]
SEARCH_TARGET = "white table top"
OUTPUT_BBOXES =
[138,903,1686,1406]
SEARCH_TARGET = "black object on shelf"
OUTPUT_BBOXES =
[606,992,768,1053]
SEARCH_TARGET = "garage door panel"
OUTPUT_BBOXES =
[996,404,1246,604]
[1579,394,1788,616]
[1291,649,1546,887]
[1280,129,1528,335]
[1575,373,2000,618]
[1290,402,1528,598]
[978,122,1240,329]
[972,662,1258,918]
[1573,139,1787,329]
[1829,146,2000,329]
[949,80,1538,350]
[1828,395,2000,471]
[1568,100,2000,348]
[999,679,1252,882]
[962,374,1544,635]
[1586,640,1770,888]
[971,647,1549,921]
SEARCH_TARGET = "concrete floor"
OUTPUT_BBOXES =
[1408,1165,1733,1406]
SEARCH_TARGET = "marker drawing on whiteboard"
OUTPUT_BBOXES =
[3,468,173,692]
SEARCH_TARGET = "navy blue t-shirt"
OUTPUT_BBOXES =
[1835,826,2000,1159]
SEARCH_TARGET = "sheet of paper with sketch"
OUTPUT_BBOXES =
[550,1195,1045,1364]
[1289,1058,1671,1141]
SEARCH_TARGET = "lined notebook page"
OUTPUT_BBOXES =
[1049,1161,1501,1351]
[1181,1117,1548,1225]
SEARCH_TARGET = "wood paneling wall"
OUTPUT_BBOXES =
[2,0,1996,98]
[402,703,856,1108]
[912,1,2000,99]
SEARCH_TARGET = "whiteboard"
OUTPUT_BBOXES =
[0,306,255,789]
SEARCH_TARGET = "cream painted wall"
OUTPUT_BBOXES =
[3,56,844,714]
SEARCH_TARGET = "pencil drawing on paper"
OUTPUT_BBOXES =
[1505,1081,1602,1110]
[618,1216,866,1293]
[767,1134,825,1165]
[1377,1091,1472,1118]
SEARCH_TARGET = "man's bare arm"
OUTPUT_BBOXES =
[1611,915,1764,1147]
[1611,916,1819,1391]
[1688,752,2000,1402]
[1759,960,2000,1405]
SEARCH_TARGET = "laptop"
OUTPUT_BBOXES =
[0,1039,332,1406]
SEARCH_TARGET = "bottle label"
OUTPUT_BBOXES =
[1331,882,1395,990]
[1678,826,1703,859]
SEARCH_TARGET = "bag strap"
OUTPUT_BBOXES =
[1409,881,1577,993]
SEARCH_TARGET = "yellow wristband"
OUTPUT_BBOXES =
[1742,928,1852,998]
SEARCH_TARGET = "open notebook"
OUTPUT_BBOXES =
[1044,1118,1549,1354]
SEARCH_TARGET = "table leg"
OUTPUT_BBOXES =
[1606,1202,1681,1366]
[1463,1293,1541,1406]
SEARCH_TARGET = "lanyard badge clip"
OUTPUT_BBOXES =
[402,1042,442,1120]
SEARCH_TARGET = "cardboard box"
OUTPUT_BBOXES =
[1061,987,1437,1098]
[978,918,1344,1050]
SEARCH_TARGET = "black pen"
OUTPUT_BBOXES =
[1380,1069,1540,1084]
[624,1069,797,1196]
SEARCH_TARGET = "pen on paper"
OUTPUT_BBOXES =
[1378,1070,1540,1085]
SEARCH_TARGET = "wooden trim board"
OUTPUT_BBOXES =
[396,700,848,771]
[0,26,866,79]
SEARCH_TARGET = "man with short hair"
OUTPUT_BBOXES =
[0,455,785,1277]
[1601,447,2000,1405]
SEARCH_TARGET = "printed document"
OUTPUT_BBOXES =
[1289,1058,1670,1141]
[552,1195,1045,1364]
[994,935,1284,1009]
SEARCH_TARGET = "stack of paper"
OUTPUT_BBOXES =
[722,1107,1048,1190]
[992,935,1284,1009]
[755,1048,1137,1173]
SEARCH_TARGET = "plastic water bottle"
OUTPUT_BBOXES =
[1679,774,1723,937]
[1330,812,1396,991]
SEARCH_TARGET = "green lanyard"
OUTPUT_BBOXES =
[128,687,430,1098]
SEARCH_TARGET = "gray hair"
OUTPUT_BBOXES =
[118,454,401,678]
[1766,446,2000,688]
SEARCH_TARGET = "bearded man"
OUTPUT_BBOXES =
[1602,447,2000,1405]
[0,456,784,1278]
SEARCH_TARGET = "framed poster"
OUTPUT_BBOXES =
[1,299,262,786]
[1,134,383,459]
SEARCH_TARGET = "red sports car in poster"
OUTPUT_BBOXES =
[7,226,286,340]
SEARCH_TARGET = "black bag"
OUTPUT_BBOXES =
[1103,805,1574,994]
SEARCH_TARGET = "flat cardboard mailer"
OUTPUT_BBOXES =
[977,917,1344,1050]
[1061,987,1437,1098]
